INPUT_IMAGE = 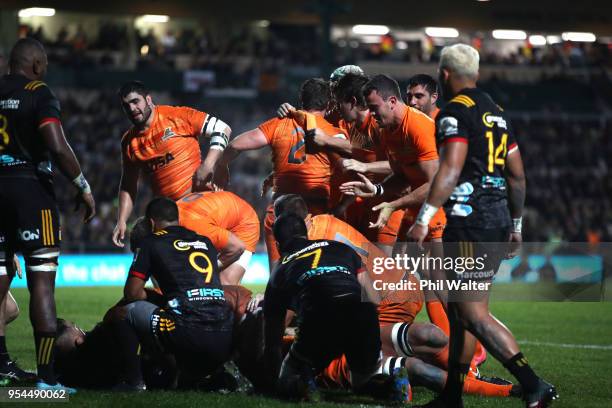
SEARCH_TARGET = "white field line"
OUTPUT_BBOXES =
[518,340,612,350]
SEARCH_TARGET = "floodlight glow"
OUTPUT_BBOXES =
[529,35,547,46]
[492,30,527,40]
[425,27,459,38]
[18,8,55,18]
[140,15,169,23]
[561,32,596,42]
[352,25,390,35]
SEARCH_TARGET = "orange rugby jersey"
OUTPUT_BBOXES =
[258,114,346,200]
[121,105,207,200]
[379,107,437,190]
[177,191,260,252]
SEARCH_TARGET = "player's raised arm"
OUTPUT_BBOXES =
[213,127,270,189]
[39,121,96,223]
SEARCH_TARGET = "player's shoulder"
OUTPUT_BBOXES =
[407,106,434,123]
[120,127,136,147]
[158,104,197,115]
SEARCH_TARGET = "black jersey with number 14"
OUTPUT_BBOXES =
[436,87,518,229]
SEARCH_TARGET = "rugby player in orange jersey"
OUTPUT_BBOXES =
[340,75,492,372]
[406,74,440,120]
[112,80,232,247]
[210,78,347,270]
[176,191,260,285]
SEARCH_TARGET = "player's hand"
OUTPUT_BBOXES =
[246,293,265,313]
[193,162,215,192]
[339,173,377,198]
[287,109,317,131]
[276,102,295,119]
[370,202,396,229]
[213,164,230,190]
[407,222,429,250]
[74,191,96,223]
[506,232,522,259]
[261,172,274,197]
[112,220,127,248]
[341,158,367,174]
[13,255,22,279]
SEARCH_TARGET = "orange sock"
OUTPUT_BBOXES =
[426,301,450,335]
[463,376,512,397]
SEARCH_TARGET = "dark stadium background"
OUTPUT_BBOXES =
[0,1,610,252]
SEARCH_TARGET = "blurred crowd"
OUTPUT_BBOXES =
[49,87,611,252]
[17,23,611,74]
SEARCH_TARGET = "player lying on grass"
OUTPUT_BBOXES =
[176,190,260,285]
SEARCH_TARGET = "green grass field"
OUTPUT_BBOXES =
[3,286,612,407]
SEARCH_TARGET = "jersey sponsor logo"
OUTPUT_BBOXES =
[0,99,20,110]
[482,112,507,129]
[186,287,225,299]
[449,182,474,202]
[450,203,473,217]
[173,239,209,251]
[282,241,330,264]
[146,153,175,172]
[0,154,26,166]
[18,228,40,241]
[297,266,352,285]
[439,116,459,137]
[481,175,506,189]
[161,127,177,141]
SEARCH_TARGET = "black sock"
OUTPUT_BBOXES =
[114,319,143,385]
[34,332,57,384]
[503,352,540,393]
[443,362,470,405]
[0,336,9,364]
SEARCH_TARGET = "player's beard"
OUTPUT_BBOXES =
[137,104,153,126]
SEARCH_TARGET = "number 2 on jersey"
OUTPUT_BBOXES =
[486,131,508,172]
[296,248,322,268]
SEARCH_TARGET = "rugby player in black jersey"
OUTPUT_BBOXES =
[115,197,234,391]
[0,38,95,390]
[408,43,557,408]
[263,214,409,402]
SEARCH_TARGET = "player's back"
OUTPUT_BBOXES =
[121,105,206,200]
[271,238,363,313]
[0,74,58,178]
[259,114,345,200]
[135,225,230,325]
[178,190,254,231]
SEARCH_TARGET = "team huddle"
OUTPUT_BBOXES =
[0,37,558,407]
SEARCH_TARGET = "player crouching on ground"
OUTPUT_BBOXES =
[110,197,234,391]
[262,214,409,402]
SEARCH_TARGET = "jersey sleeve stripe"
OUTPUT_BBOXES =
[129,270,147,280]
[507,143,518,154]
[39,118,61,127]
[441,137,469,146]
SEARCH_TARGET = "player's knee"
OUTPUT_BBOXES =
[416,324,448,349]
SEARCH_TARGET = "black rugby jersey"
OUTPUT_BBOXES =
[0,74,61,177]
[265,238,364,315]
[129,225,232,329]
[436,87,518,229]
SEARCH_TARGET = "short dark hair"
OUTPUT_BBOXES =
[118,80,149,99]
[299,78,331,111]
[130,217,152,252]
[9,38,46,71]
[333,73,369,108]
[273,214,308,253]
[145,197,179,224]
[408,74,438,95]
[362,74,402,100]
[273,194,308,219]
